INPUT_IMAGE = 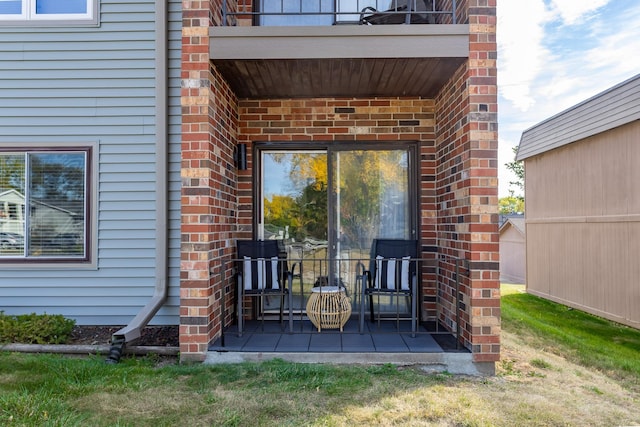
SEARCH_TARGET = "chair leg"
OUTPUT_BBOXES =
[369,294,375,323]
[259,294,264,332]
[411,296,417,338]
[287,275,294,334]
[359,280,366,334]
[411,276,418,337]
[237,281,243,338]
[396,293,401,332]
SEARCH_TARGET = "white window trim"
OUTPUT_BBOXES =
[0,0,98,25]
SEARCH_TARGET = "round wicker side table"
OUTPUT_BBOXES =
[306,286,352,332]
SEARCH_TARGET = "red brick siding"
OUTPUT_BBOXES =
[180,2,239,361]
[433,0,499,362]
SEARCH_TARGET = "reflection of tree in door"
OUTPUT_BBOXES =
[261,148,412,313]
[264,150,407,248]
[334,150,408,252]
[263,152,327,243]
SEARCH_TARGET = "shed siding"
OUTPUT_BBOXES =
[524,120,640,329]
[517,74,640,160]
[499,225,525,284]
[0,0,182,325]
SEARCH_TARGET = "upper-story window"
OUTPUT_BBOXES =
[257,0,382,26]
[0,148,91,263]
[0,0,97,24]
[258,0,334,26]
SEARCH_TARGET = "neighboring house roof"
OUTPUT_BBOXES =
[0,188,79,217]
[499,217,525,237]
[517,73,640,161]
[498,213,523,228]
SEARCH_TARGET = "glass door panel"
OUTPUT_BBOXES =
[330,149,412,310]
[259,0,335,26]
[331,149,410,254]
[260,147,414,316]
[261,151,329,313]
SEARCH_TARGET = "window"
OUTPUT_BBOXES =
[256,0,385,25]
[0,148,91,262]
[258,0,334,26]
[0,0,96,23]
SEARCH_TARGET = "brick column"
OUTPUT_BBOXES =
[436,0,499,365]
[467,0,499,364]
[180,1,239,362]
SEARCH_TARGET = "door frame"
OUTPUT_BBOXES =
[252,140,420,246]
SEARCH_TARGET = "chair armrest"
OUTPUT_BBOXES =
[362,270,373,288]
[359,6,378,24]
[288,260,302,278]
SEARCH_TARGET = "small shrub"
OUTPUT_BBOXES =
[0,311,75,344]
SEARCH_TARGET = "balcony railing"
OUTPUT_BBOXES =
[221,0,458,26]
[220,254,465,350]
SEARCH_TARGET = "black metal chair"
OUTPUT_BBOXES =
[359,239,419,335]
[236,240,293,337]
[360,0,434,25]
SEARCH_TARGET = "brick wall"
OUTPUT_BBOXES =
[180,1,239,361]
[180,0,499,364]
[468,0,499,364]
[434,0,499,363]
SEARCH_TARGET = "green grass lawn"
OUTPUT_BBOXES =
[1,285,640,426]
[501,285,640,392]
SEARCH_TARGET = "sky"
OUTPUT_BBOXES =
[496,0,640,197]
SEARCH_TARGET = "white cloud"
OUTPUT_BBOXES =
[497,0,547,111]
[497,0,640,197]
[549,0,610,25]
[583,9,640,80]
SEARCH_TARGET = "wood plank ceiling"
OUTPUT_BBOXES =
[212,57,465,99]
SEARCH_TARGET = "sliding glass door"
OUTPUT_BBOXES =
[259,145,416,312]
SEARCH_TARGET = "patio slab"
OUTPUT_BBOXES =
[206,319,485,374]
[210,319,457,354]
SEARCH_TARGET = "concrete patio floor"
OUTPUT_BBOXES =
[205,318,486,375]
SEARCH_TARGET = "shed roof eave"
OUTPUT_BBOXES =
[516,73,640,161]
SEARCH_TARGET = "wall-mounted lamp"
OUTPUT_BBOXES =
[235,143,247,170]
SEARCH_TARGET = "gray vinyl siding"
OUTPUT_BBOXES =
[517,74,640,161]
[0,0,182,325]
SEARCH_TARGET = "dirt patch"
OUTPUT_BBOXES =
[68,325,179,347]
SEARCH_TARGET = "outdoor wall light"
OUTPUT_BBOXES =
[235,143,247,170]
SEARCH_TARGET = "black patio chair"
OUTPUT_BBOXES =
[236,239,293,337]
[359,239,419,335]
[360,0,434,25]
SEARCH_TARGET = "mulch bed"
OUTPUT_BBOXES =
[68,325,179,347]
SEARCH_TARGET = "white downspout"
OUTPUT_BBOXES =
[108,0,169,354]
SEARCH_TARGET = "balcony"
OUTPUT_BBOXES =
[210,1,469,98]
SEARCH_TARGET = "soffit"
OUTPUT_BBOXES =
[209,25,468,99]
